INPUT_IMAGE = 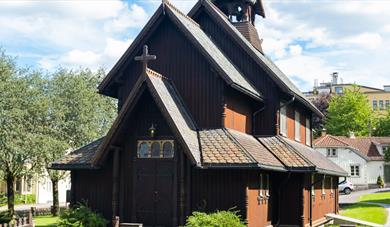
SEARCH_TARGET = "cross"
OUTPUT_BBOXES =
[134,45,157,73]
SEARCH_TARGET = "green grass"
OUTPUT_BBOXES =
[34,215,59,227]
[358,191,390,204]
[340,203,388,225]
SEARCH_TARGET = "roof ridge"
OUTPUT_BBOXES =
[328,135,351,147]
[276,136,315,167]
[314,134,330,146]
[224,128,257,164]
[164,0,200,27]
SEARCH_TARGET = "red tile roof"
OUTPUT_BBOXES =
[314,135,388,161]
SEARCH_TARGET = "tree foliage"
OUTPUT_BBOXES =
[325,86,373,136]
[0,50,47,215]
[312,92,332,137]
[374,109,390,136]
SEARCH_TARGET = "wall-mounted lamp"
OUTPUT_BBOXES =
[149,124,156,138]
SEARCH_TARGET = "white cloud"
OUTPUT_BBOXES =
[105,4,148,32]
[104,38,133,59]
[289,45,302,56]
[342,33,382,49]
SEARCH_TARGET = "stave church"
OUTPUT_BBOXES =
[51,0,347,226]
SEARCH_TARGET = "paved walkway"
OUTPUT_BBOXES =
[0,202,67,211]
[339,188,390,205]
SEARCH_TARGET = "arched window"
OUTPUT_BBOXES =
[151,142,161,158]
[138,142,149,158]
[163,141,174,158]
[137,140,174,158]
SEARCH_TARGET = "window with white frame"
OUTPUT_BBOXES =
[311,174,315,196]
[280,105,287,136]
[295,110,300,141]
[327,148,337,157]
[330,177,334,194]
[305,117,311,146]
[350,165,360,177]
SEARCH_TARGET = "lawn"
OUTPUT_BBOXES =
[34,215,59,227]
[340,203,388,225]
[358,191,390,204]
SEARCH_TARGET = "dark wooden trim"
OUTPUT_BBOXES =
[131,149,137,222]
[112,147,120,221]
[172,144,179,226]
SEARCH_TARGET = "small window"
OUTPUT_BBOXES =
[305,117,311,146]
[379,100,384,110]
[295,110,300,141]
[138,142,150,158]
[350,165,360,177]
[327,148,337,157]
[137,140,174,158]
[386,100,390,109]
[373,100,378,110]
[163,141,174,158]
[265,174,270,197]
[280,105,287,136]
[330,177,334,194]
[335,87,343,94]
[311,174,315,196]
[259,174,263,197]
[151,142,161,158]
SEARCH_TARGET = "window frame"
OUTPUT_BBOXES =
[137,140,175,159]
[350,164,360,177]
[335,86,343,94]
[294,110,301,141]
[305,117,311,146]
[280,105,287,136]
[373,100,378,110]
[379,100,384,110]
[327,148,337,157]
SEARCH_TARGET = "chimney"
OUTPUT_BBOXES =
[349,131,355,139]
[321,128,327,137]
[213,0,265,52]
[384,85,390,92]
[332,72,338,85]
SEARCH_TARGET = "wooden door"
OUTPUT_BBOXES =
[135,158,175,227]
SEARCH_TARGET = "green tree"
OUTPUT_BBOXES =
[40,69,116,215]
[0,51,47,216]
[374,109,390,136]
[325,86,373,136]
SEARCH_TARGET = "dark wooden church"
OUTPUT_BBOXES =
[51,0,347,226]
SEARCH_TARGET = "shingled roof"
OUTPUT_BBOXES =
[314,135,387,161]
[50,138,103,170]
[188,0,322,117]
[98,1,262,102]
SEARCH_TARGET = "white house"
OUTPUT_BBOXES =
[314,134,390,189]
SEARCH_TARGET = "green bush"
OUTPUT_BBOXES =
[58,203,108,227]
[185,209,245,227]
[0,194,36,206]
[0,210,12,224]
[377,176,385,187]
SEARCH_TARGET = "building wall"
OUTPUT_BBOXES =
[316,147,384,185]
[224,88,254,134]
[36,174,71,204]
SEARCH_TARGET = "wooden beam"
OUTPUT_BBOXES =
[112,147,121,224]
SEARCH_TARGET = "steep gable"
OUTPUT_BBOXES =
[189,0,322,117]
[98,2,262,102]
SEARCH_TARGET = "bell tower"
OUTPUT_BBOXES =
[213,0,265,52]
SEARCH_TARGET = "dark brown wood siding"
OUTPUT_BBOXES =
[119,17,224,129]
[194,12,280,135]
[72,158,113,220]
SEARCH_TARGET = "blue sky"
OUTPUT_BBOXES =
[1,0,390,91]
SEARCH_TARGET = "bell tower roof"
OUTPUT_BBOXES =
[212,0,265,24]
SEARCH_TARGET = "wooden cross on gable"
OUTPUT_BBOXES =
[134,45,157,73]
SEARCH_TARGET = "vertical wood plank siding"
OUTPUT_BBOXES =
[224,88,253,133]
[195,12,279,135]
[120,18,224,129]
[72,158,113,220]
